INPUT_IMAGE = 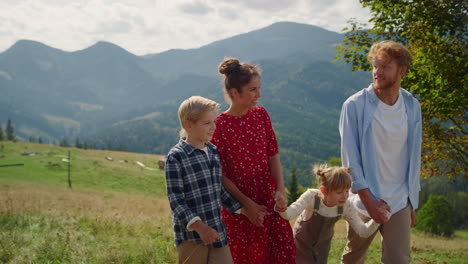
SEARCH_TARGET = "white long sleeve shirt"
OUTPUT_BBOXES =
[279,189,379,238]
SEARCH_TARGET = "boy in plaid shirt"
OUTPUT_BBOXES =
[165,96,243,264]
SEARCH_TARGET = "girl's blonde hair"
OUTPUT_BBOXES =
[313,164,352,191]
[178,96,219,138]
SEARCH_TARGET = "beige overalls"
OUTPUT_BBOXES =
[293,196,343,264]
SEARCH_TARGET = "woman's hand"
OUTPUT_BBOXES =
[241,199,270,227]
[274,190,288,212]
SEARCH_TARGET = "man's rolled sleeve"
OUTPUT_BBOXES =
[340,100,368,193]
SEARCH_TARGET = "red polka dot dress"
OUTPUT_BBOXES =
[211,106,296,264]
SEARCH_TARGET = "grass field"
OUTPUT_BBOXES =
[1,141,467,263]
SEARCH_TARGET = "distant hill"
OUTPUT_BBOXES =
[0,21,371,186]
[141,21,343,78]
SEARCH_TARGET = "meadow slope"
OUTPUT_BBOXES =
[0,141,466,263]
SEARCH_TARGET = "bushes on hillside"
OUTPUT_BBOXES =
[416,195,454,237]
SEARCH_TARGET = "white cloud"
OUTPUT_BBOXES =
[0,0,371,55]
[178,1,214,15]
[217,0,301,12]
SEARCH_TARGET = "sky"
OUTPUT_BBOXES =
[0,0,372,56]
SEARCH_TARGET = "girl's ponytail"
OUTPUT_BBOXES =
[313,163,352,191]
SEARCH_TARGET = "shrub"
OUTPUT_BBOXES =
[416,195,454,237]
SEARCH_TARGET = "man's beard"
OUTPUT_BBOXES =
[373,72,399,90]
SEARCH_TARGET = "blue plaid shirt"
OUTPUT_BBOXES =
[165,139,242,247]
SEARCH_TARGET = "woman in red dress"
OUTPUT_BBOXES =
[211,57,296,264]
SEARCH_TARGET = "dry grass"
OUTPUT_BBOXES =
[0,182,171,225]
[0,182,177,263]
[333,219,468,251]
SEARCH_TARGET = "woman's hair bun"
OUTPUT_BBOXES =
[219,57,241,75]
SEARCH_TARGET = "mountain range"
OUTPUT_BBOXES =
[0,21,371,186]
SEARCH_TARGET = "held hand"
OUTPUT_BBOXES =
[359,189,391,224]
[366,199,391,224]
[274,190,288,207]
[410,209,416,227]
[191,221,220,244]
[275,203,287,212]
[242,199,270,227]
[274,190,288,212]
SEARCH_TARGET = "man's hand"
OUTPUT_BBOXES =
[410,209,416,227]
[358,189,391,224]
[241,199,270,227]
[190,220,220,244]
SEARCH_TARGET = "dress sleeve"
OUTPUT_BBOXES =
[261,107,279,157]
[211,119,229,177]
[211,118,222,150]
[278,189,316,220]
[343,201,379,238]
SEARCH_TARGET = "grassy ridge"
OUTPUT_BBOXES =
[0,141,166,196]
[0,141,176,263]
[0,141,467,263]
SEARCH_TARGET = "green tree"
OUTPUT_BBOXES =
[453,192,468,229]
[6,119,14,141]
[75,138,83,149]
[336,0,467,179]
[288,168,301,204]
[0,124,4,141]
[328,156,342,167]
[60,139,70,147]
[416,194,454,237]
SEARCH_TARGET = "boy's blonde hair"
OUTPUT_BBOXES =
[367,40,412,69]
[178,96,219,138]
[313,164,352,192]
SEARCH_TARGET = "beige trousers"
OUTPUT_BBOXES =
[342,203,411,264]
[177,241,234,264]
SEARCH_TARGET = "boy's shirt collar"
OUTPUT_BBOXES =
[179,138,216,155]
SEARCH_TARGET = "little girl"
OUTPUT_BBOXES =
[275,164,379,264]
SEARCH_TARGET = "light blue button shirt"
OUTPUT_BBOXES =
[339,84,422,215]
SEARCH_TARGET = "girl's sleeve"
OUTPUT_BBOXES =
[278,189,315,220]
[261,107,279,157]
[343,201,379,238]
[211,119,222,150]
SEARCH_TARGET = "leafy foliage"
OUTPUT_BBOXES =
[416,195,454,237]
[419,175,468,229]
[336,0,467,178]
[328,156,342,167]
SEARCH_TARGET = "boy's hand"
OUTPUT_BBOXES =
[241,199,270,227]
[190,220,220,244]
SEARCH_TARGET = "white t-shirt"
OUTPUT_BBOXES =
[371,91,409,216]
